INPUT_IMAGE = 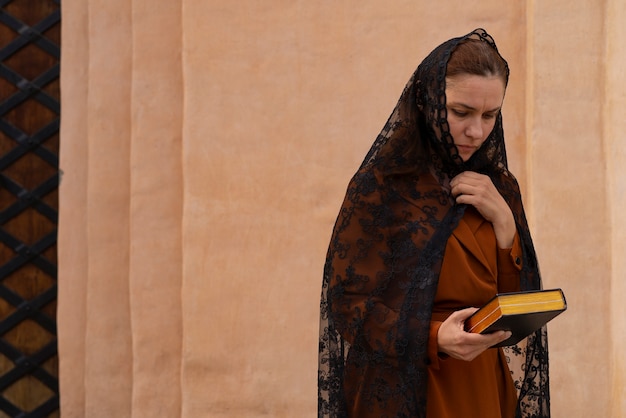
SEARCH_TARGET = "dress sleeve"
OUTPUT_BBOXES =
[497,230,523,293]
[427,321,449,370]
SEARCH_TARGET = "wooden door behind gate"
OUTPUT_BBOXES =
[0,0,60,416]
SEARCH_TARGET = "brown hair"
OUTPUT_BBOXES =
[446,39,508,86]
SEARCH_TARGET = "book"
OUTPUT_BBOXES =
[464,288,567,348]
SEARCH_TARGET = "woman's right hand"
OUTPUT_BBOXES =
[437,307,511,361]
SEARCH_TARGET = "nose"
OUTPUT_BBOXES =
[465,118,483,140]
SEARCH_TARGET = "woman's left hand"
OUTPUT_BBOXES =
[450,171,515,248]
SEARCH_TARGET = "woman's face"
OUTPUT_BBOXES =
[445,74,506,162]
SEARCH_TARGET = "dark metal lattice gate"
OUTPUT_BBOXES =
[0,0,60,416]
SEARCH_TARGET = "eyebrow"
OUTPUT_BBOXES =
[448,102,501,113]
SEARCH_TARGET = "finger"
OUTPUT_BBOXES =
[458,171,485,182]
[451,333,503,360]
[454,192,470,204]
[484,330,512,346]
[451,171,482,185]
[454,189,480,205]
[452,174,491,192]
[451,182,478,198]
[450,307,479,322]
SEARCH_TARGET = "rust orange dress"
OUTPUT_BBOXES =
[426,206,522,418]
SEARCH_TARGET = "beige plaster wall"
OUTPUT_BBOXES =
[58,0,624,416]
[606,0,626,416]
[528,1,611,416]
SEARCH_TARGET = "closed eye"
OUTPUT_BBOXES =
[450,109,467,117]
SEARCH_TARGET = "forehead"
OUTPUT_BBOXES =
[445,74,505,107]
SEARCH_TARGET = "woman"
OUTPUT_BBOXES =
[318,29,550,417]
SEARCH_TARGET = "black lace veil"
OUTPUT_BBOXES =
[318,29,549,417]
